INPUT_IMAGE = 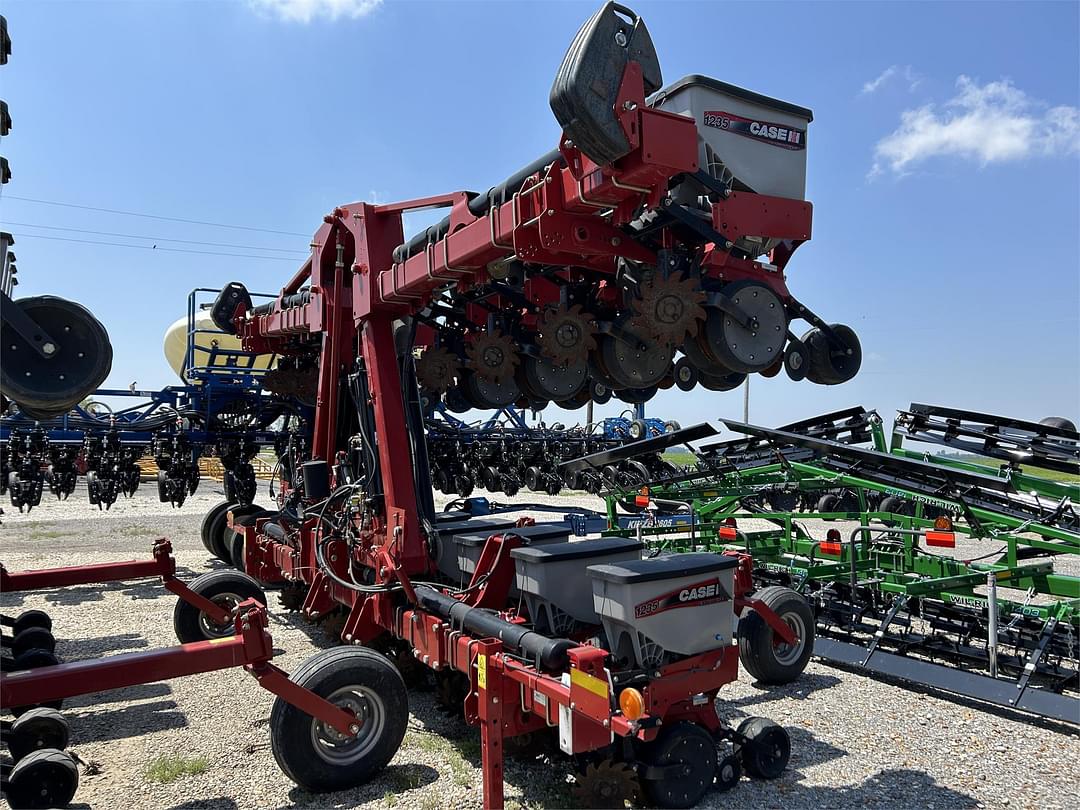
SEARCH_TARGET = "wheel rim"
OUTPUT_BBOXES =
[719,759,737,782]
[198,592,245,638]
[310,685,386,765]
[771,612,806,666]
[753,727,789,774]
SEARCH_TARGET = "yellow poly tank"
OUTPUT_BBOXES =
[162,311,275,383]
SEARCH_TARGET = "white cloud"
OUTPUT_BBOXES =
[870,76,1080,177]
[247,0,382,23]
[861,65,921,95]
[861,66,898,95]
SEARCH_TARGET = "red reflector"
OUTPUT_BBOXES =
[926,531,956,548]
[634,495,650,507]
[718,526,737,539]
[820,541,843,556]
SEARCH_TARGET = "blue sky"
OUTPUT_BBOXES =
[2,0,1078,435]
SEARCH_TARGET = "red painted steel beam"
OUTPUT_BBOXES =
[0,539,176,591]
[0,610,274,707]
[246,661,359,737]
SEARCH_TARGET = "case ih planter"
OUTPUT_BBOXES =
[1,3,866,807]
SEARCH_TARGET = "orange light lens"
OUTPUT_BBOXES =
[619,688,645,721]
[826,528,841,542]
[934,515,953,531]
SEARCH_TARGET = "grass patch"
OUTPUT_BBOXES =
[951,455,1079,483]
[662,450,697,467]
[455,736,481,762]
[406,732,474,789]
[144,754,210,784]
[28,529,66,540]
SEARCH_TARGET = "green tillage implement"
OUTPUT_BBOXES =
[597,407,1079,723]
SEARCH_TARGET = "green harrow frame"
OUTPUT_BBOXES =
[585,406,1079,723]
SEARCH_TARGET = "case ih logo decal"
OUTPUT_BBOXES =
[634,577,731,619]
[703,110,806,150]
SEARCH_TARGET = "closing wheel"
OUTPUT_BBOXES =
[172,570,266,643]
[0,296,113,420]
[715,752,742,792]
[10,648,59,673]
[701,282,788,374]
[615,385,658,404]
[738,586,814,685]
[784,339,809,382]
[4,748,79,809]
[270,646,408,792]
[7,649,63,716]
[697,368,746,392]
[673,357,697,391]
[13,610,52,634]
[629,419,649,440]
[589,380,612,404]
[200,501,233,558]
[642,721,718,809]
[12,627,56,657]
[9,708,70,762]
[735,717,790,779]
[802,323,862,385]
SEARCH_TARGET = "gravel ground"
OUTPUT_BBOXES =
[2,485,1078,810]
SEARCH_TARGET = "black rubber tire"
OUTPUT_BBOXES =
[663,420,681,433]
[715,752,742,792]
[13,610,53,634]
[673,357,697,392]
[816,493,841,514]
[227,509,275,570]
[270,646,408,792]
[611,385,655,404]
[172,570,266,644]
[12,627,56,657]
[697,368,746,392]
[589,381,612,404]
[9,708,70,761]
[1039,416,1077,433]
[10,648,59,672]
[200,501,233,557]
[783,339,809,382]
[642,721,717,809]
[209,503,261,562]
[737,586,814,685]
[878,494,913,523]
[4,748,79,809]
[736,717,790,780]
[629,419,649,441]
[803,324,862,385]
